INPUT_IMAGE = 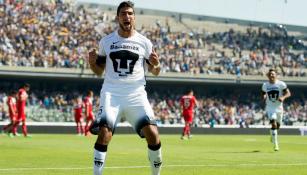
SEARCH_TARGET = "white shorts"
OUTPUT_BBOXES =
[267,111,283,124]
[91,89,156,138]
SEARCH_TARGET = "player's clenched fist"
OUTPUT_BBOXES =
[148,48,160,67]
[88,49,97,66]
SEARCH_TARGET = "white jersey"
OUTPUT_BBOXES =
[98,30,152,95]
[262,80,287,113]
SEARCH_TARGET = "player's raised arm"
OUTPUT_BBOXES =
[88,49,105,77]
[279,88,291,102]
[147,48,161,76]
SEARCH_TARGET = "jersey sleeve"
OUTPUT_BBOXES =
[280,81,287,90]
[261,83,266,92]
[144,39,153,60]
[98,38,106,56]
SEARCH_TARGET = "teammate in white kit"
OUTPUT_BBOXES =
[88,1,162,175]
[261,68,291,151]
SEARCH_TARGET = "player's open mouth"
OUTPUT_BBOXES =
[124,22,130,26]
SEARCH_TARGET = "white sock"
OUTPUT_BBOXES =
[93,149,107,175]
[272,129,278,145]
[148,148,162,175]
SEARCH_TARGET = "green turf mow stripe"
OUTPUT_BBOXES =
[1,163,307,172]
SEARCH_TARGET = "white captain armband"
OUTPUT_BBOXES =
[146,59,160,68]
[153,62,160,69]
[96,55,106,66]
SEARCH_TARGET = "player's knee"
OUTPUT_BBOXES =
[89,120,102,135]
[142,125,160,145]
[96,127,112,145]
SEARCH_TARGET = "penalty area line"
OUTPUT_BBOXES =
[1,163,307,171]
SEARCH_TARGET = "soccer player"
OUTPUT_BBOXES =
[1,91,18,136]
[261,68,291,151]
[88,1,162,175]
[180,89,198,140]
[84,90,95,136]
[12,83,30,137]
[73,96,84,136]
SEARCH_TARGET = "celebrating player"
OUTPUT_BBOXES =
[1,90,18,136]
[84,90,95,136]
[180,89,198,140]
[88,1,162,175]
[261,68,291,151]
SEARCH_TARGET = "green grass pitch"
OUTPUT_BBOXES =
[1,134,307,175]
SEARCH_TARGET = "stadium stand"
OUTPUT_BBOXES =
[0,0,306,76]
[0,0,306,127]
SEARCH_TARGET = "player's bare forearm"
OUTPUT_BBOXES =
[280,89,291,102]
[90,63,105,77]
[261,91,266,101]
[284,89,291,98]
[148,48,160,76]
[88,49,105,77]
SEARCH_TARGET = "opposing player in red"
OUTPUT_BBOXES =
[84,90,95,136]
[74,96,84,135]
[1,91,18,136]
[180,89,198,140]
[12,83,30,137]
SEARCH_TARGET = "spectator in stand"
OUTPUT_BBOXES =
[0,1,305,77]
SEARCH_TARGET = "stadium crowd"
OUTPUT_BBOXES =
[0,90,306,126]
[0,1,306,127]
[0,0,306,77]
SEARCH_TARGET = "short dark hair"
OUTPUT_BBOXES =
[20,83,30,88]
[185,89,193,94]
[24,83,30,88]
[117,1,134,16]
[87,90,93,96]
[268,68,276,73]
[10,90,17,95]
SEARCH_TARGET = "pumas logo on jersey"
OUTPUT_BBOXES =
[110,44,139,51]
[110,50,139,76]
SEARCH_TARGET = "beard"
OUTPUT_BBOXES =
[119,22,133,32]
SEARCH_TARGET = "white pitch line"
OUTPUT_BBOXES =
[1,163,307,171]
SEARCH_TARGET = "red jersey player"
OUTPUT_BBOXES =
[12,83,30,137]
[74,96,84,135]
[84,90,95,136]
[2,91,18,136]
[180,89,198,140]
